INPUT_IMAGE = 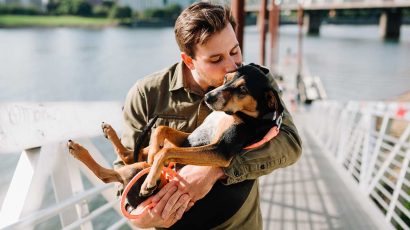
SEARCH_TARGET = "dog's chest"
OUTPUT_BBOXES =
[185,111,236,147]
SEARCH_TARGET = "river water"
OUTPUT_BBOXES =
[1,25,410,102]
[0,25,409,229]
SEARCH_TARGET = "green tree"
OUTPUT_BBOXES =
[71,0,92,16]
[109,6,132,20]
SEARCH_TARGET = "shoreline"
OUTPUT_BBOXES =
[0,15,119,28]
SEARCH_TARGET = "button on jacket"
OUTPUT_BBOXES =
[115,62,302,229]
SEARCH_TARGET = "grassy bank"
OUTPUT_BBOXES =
[0,15,118,28]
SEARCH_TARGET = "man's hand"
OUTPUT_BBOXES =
[161,165,225,219]
[130,181,190,228]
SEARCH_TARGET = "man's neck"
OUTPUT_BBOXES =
[182,63,206,96]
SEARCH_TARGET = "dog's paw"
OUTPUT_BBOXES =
[139,180,159,197]
[67,140,88,159]
[101,122,116,139]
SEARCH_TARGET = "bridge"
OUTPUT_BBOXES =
[243,0,410,39]
[0,97,409,230]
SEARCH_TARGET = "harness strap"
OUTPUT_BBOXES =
[243,112,283,150]
[243,126,279,150]
[120,166,177,220]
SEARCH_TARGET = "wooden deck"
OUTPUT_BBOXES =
[259,114,391,230]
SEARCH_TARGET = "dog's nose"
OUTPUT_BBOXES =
[205,93,217,104]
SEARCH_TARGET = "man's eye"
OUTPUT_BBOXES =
[210,57,222,63]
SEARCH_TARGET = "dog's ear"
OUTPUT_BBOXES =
[249,63,269,75]
[265,89,284,113]
[265,90,278,111]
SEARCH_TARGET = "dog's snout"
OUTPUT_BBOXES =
[205,93,217,104]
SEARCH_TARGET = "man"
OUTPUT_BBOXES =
[115,2,302,229]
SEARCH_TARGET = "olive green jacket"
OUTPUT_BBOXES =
[116,62,302,229]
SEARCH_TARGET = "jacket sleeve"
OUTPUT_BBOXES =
[222,74,302,185]
[113,82,149,170]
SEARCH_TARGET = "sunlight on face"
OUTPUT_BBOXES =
[191,24,243,90]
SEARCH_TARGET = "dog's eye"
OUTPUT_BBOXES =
[239,86,248,95]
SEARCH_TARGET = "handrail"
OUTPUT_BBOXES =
[3,184,113,229]
[305,101,410,230]
[0,102,135,230]
[0,102,123,154]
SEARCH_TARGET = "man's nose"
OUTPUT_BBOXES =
[225,56,240,73]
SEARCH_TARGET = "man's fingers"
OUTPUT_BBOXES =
[175,196,190,220]
[163,193,190,219]
[152,184,177,215]
[161,189,185,219]
[186,201,195,212]
[152,181,177,203]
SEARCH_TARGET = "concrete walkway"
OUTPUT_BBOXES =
[259,114,385,230]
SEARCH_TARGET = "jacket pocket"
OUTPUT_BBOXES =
[154,114,188,131]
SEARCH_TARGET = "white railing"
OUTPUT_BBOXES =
[0,102,137,229]
[305,101,410,230]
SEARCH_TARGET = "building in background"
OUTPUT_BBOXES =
[117,0,194,11]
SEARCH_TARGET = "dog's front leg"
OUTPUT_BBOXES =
[147,126,190,165]
[68,140,123,183]
[140,145,231,196]
[102,123,134,164]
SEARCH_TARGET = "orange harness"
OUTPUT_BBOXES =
[243,126,280,150]
[121,120,282,220]
[120,166,177,220]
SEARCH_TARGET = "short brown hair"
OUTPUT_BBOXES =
[174,2,236,58]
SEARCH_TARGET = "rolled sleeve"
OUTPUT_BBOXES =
[222,109,302,185]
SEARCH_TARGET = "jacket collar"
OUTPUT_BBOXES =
[169,62,185,92]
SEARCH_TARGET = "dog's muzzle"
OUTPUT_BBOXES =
[204,90,228,111]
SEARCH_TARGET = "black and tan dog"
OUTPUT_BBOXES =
[67,63,284,209]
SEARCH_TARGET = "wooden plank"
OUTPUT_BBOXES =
[0,102,122,154]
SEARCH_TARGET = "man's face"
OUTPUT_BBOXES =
[191,24,243,90]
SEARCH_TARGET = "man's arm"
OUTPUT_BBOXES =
[113,82,149,170]
[222,72,302,185]
[222,108,302,185]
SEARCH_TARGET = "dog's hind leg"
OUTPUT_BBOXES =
[101,123,135,164]
[68,140,123,184]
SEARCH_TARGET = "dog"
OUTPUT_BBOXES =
[67,63,284,209]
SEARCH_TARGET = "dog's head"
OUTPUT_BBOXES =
[204,63,284,119]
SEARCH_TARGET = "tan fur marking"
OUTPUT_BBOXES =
[232,78,246,88]
[224,72,236,83]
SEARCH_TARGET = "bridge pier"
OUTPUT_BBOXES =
[379,8,402,40]
[304,11,323,35]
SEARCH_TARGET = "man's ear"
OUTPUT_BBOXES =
[181,52,195,70]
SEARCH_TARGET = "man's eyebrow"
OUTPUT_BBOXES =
[208,44,240,58]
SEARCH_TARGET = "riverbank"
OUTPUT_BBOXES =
[0,15,118,28]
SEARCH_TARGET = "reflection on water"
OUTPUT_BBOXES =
[1,25,410,102]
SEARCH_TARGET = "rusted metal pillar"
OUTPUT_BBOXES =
[379,8,402,40]
[259,0,268,66]
[231,0,245,53]
[297,5,304,82]
[269,0,280,72]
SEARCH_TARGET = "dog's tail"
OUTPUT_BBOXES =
[133,115,159,162]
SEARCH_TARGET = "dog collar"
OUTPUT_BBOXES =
[262,111,284,129]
